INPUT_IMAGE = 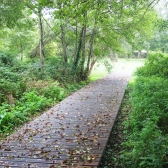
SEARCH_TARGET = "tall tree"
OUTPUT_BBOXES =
[38,6,45,66]
[25,0,54,65]
[50,0,158,79]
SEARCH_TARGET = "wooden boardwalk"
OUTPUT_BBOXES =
[0,72,130,168]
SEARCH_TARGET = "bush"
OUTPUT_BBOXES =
[27,57,72,82]
[65,81,87,95]
[120,52,168,168]
[120,77,168,168]
[0,51,16,67]
[136,51,168,78]
[0,67,26,105]
[27,57,88,83]
[40,85,66,102]
[0,91,51,133]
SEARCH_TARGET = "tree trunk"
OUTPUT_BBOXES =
[38,9,45,66]
[86,28,96,75]
[74,19,78,57]
[30,42,40,58]
[19,42,23,61]
[30,35,51,58]
[162,47,165,53]
[88,58,97,75]
[85,1,100,79]
[80,12,87,79]
[72,27,84,72]
[61,24,67,63]
[58,0,67,63]
[74,1,80,57]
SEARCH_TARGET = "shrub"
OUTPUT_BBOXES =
[0,91,51,133]
[40,85,66,102]
[27,57,88,83]
[120,77,168,167]
[0,51,16,67]
[18,91,51,114]
[136,51,168,78]
[0,67,26,105]
[119,52,168,168]
[27,57,72,82]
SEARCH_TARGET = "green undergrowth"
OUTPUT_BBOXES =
[0,52,87,140]
[99,86,132,168]
[101,52,168,168]
[118,52,168,168]
[0,81,86,140]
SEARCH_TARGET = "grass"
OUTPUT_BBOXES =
[89,64,109,81]
[89,58,145,81]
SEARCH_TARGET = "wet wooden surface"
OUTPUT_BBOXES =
[0,72,130,168]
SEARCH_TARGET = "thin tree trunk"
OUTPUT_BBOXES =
[80,12,87,79]
[61,24,67,63]
[30,35,51,58]
[74,19,78,57]
[74,1,79,57]
[86,28,96,74]
[19,42,23,61]
[38,9,45,66]
[30,42,40,58]
[85,1,100,78]
[58,0,68,63]
[88,58,97,75]
[162,48,165,53]
[72,27,84,72]
[82,25,86,61]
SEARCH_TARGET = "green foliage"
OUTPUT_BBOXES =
[0,0,24,28]
[28,57,86,83]
[103,59,113,73]
[0,67,26,104]
[44,57,72,82]
[147,30,168,53]
[39,85,66,102]
[0,91,51,133]
[0,50,88,137]
[120,52,168,168]
[18,91,51,113]
[0,51,16,66]
[158,19,168,31]
[136,51,168,78]
[65,81,86,94]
